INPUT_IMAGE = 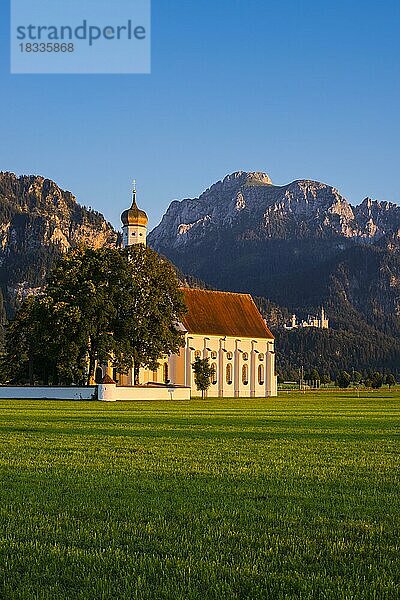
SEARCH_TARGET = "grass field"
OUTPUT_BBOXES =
[0,391,399,599]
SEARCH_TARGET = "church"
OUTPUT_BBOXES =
[105,185,277,398]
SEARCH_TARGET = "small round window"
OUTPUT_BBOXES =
[226,352,233,360]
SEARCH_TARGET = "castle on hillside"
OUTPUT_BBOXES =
[284,308,329,330]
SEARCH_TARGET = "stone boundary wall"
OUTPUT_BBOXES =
[0,385,191,402]
[0,386,96,400]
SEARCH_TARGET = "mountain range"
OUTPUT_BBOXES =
[1,170,399,378]
[148,171,400,377]
[148,171,400,332]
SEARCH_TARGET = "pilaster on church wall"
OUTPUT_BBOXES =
[265,345,276,397]
[200,336,219,397]
[234,344,241,398]
[250,344,257,398]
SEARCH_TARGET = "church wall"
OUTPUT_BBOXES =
[168,348,186,386]
[176,334,277,398]
[139,361,168,385]
[96,337,277,399]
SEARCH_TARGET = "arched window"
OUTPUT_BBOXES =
[258,364,264,385]
[163,363,169,384]
[194,350,201,359]
[242,364,248,385]
[227,352,233,360]
[211,351,217,359]
[243,352,248,361]
[259,353,264,361]
[211,363,217,385]
[226,363,232,385]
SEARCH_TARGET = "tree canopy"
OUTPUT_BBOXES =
[365,372,385,389]
[386,373,396,389]
[2,245,187,385]
[192,357,215,399]
[336,371,351,388]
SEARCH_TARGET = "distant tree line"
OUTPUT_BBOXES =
[335,371,396,389]
[274,327,400,382]
[277,368,397,389]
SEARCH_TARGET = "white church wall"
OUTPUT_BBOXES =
[181,334,277,398]
[98,383,190,402]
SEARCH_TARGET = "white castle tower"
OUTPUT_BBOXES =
[121,180,148,248]
[320,306,329,329]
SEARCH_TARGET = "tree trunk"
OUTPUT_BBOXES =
[28,356,34,386]
[87,353,96,386]
[134,364,139,386]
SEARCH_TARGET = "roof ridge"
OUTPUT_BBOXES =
[181,287,252,298]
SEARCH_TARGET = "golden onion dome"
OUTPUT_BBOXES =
[121,188,148,227]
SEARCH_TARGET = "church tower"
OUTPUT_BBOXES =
[121,181,148,247]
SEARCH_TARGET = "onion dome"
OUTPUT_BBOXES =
[121,184,148,227]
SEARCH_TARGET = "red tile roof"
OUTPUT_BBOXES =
[180,288,274,339]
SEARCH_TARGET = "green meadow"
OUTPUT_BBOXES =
[0,392,399,599]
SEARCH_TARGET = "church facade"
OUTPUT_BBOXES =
[109,185,277,398]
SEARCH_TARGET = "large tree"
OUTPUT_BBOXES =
[2,295,85,385]
[2,245,187,385]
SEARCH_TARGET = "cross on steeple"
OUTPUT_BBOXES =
[132,179,137,205]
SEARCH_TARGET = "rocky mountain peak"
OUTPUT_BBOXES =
[149,172,362,251]
[0,172,78,216]
[201,171,272,200]
[149,172,400,254]
[223,171,272,186]
[0,172,118,313]
[354,196,400,238]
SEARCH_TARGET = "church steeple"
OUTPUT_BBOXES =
[121,180,148,247]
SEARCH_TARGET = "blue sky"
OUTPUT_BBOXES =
[1,0,399,230]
